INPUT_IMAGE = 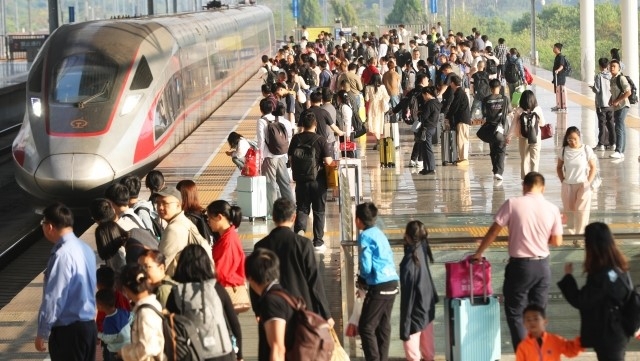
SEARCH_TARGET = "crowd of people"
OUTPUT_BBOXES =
[31,23,638,361]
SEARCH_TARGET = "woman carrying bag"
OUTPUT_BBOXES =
[558,222,632,361]
[556,126,597,236]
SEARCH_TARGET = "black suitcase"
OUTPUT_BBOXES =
[441,129,458,165]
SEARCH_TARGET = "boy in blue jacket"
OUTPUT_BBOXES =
[355,202,399,361]
[96,289,132,361]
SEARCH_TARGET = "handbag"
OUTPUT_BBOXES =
[330,328,350,361]
[296,87,307,103]
[445,255,493,300]
[476,122,496,143]
[540,124,553,140]
[241,147,260,176]
[225,284,251,313]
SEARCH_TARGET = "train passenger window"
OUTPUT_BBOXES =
[154,96,170,139]
[130,56,153,90]
[52,53,116,104]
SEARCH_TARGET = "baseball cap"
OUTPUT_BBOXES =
[155,187,182,203]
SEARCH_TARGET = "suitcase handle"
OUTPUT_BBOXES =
[467,256,489,304]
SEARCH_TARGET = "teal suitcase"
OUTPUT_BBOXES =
[444,296,501,361]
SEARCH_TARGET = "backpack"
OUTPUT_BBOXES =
[485,58,498,75]
[271,290,334,361]
[505,61,520,84]
[173,281,233,359]
[290,135,320,182]
[519,111,539,144]
[473,72,491,100]
[137,303,205,361]
[351,104,367,138]
[264,65,277,85]
[265,116,289,155]
[619,272,640,337]
[121,211,161,239]
[303,66,316,88]
[562,56,572,76]
[133,204,164,239]
[616,74,639,104]
[320,69,332,88]
[186,210,216,245]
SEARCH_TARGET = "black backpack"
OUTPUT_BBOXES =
[505,61,520,84]
[616,74,639,105]
[137,304,205,361]
[186,210,216,245]
[485,58,498,75]
[303,66,317,88]
[265,116,289,155]
[519,111,539,144]
[264,65,277,85]
[473,72,491,100]
[291,135,320,182]
[562,56,572,76]
[619,272,640,337]
[133,205,164,239]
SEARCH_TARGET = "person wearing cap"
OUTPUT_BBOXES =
[155,187,212,277]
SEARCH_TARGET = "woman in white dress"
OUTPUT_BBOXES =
[365,73,390,147]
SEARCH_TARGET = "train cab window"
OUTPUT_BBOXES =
[52,52,116,104]
[130,56,153,90]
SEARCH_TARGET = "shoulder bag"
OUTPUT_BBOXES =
[224,284,251,313]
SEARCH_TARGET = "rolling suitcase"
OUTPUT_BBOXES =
[441,129,458,165]
[444,296,501,361]
[236,176,267,222]
[338,158,362,202]
[383,119,401,149]
[378,137,396,168]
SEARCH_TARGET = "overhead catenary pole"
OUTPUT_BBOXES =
[48,0,59,33]
[579,0,594,82]
[530,0,536,65]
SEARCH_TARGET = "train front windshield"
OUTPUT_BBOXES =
[53,53,117,104]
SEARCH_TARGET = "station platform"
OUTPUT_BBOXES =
[0,60,29,89]
[1,66,640,361]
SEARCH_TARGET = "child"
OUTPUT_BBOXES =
[96,289,133,361]
[355,202,399,361]
[96,266,131,361]
[516,304,582,361]
[400,220,439,361]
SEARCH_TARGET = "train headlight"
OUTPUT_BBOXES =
[121,94,142,116]
[31,97,42,117]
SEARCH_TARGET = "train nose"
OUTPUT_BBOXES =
[34,154,115,197]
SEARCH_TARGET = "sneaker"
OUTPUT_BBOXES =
[296,229,306,236]
[456,159,469,166]
[558,108,567,113]
[611,144,616,151]
[494,174,503,180]
[551,106,559,112]
[419,169,435,175]
[593,145,605,151]
[409,160,417,167]
[610,152,623,159]
[314,244,327,253]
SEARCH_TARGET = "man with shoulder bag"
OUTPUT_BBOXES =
[480,79,512,180]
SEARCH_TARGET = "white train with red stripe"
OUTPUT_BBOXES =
[12,5,274,203]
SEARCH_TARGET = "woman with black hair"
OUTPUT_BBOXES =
[166,244,242,361]
[225,131,254,170]
[399,220,438,361]
[507,89,546,179]
[558,222,632,361]
[95,220,158,271]
[365,73,391,146]
[118,263,164,361]
[207,200,245,290]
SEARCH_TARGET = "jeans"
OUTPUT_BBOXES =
[410,133,423,162]
[503,258,550,351]
[262,157,294,214]
[293,177,327,246]
[596,107,615,146]
[421,127,436,171]
[359,286,398,361]
[489,139,506,175]
[614,107,628,153]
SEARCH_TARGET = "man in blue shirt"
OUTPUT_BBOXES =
[355,202,399,361]
[35,203,97,361]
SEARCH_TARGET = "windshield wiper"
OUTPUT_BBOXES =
[77,81,110,109]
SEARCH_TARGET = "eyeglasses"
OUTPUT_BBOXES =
[155,201,178,207]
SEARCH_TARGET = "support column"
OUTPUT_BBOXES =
[147,0,154,15]
[48,0,59,33]
[579,0,595,82]
[621,0,639,86]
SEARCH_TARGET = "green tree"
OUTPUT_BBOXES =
[330,0,358,26]
[299,0,321,27]
[386,0,427,25]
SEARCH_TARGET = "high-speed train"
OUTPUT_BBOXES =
[12,5,275,203]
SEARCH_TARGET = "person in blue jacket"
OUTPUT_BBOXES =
[356,202,399,361]
[400,220,439,361]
